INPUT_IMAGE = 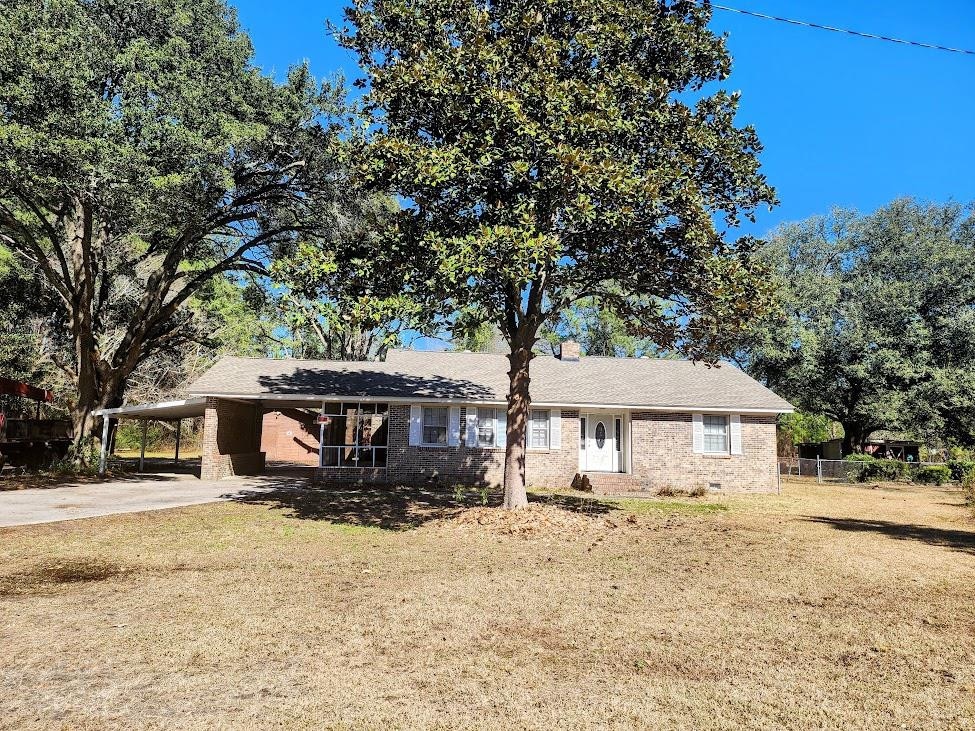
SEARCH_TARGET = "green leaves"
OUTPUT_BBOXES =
[0,0,352,437]
[340,0,776,355]
[747,199,975,449]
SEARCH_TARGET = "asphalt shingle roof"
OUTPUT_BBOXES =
[187,350,792,412]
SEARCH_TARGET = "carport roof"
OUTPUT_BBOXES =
[94,397,208,421]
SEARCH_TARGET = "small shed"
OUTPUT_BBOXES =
[797,438,843,461]
[864,432,921,462]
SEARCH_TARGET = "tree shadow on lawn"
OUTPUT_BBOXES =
[230,483,619,531]
[0,468,192,492]
[805,516,975,555]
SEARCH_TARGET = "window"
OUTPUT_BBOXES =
[422,406,448,445]
[594,421,606,448]
[579,417,587,450]
[615,418,621,452]
[476,408,497,447]
[319,402,389,468]
[529,409,549,449]
[703,415,729,454]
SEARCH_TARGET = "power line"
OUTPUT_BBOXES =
[711,4,975,57]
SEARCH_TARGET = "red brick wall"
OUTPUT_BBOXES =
[309,405,580,487]
[376,405,579,487]
[629,412,778,493]
[303,402,779,493]
[527,410,580,487]
[200,397,265,480]
[260,409,321,465]
[384,405,499,485]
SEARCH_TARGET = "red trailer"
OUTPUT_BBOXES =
[0,377,72,472]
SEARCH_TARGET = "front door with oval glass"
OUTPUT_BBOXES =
[584,413,618,472]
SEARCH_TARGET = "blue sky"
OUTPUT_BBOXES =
[231,0,975,239]
[230,1,975,348]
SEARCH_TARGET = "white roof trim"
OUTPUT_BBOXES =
[94,397,209,419]
[186,392,792,415]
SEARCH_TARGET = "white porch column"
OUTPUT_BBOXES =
[318,402,326,468]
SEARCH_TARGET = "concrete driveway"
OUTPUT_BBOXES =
[0,473,289,527]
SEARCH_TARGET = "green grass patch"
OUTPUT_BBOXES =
[617,499,729,515]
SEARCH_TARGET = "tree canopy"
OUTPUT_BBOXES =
[540,298,668,358]
[0,0,349,449]
[267,193,424,361]
[0,244,66,397]
[340,0,776,506]
[746,199,975,453]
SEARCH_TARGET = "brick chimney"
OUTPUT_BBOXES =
[558,340,580,361]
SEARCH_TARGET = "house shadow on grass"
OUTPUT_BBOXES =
[230,483,620,531]
[805,516,975,556]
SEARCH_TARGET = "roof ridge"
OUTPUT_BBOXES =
[390,349,729,366]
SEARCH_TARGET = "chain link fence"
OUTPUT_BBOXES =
[779,458,944,484]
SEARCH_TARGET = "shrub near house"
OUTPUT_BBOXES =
[844,454,956,485]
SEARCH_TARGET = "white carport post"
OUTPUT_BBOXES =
[318,401,326,468]
[139,419,147,473]
[98,415,111,476]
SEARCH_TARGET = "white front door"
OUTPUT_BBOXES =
[586,414,615,472]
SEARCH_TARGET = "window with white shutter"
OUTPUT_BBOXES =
[703,415,730,454]
[421,406,448,445]
[528,410,549,449]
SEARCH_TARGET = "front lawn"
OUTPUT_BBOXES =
[1,480,974,729]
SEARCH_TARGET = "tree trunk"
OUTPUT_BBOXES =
[840,423,867,456]
[70,368,127,461]
[503,345,533,509]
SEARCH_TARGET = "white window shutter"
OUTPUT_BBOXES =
[495,408,507,448]
[466,408,478,446]
[409,405,422,446]
[550,410,561,450]
[692,413,704,454]
[730,414,743,455]
[448,406,461,446]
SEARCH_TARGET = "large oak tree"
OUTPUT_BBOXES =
[340,0,777,507]
[0,0,348,453]
[747,199,975,453]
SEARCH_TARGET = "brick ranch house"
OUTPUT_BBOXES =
[96,343,793,494]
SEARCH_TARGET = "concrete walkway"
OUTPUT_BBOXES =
[0,474,287,527]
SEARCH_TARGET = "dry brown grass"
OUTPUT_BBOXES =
[1,478,974,730]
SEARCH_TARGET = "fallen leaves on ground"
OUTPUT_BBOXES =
[442,503,651,539]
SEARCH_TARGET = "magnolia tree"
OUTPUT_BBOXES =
[340,0,777,507]
[0,0,349,454]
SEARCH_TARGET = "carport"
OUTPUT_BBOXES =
[94,396,269,480]
[94,398,208,475]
